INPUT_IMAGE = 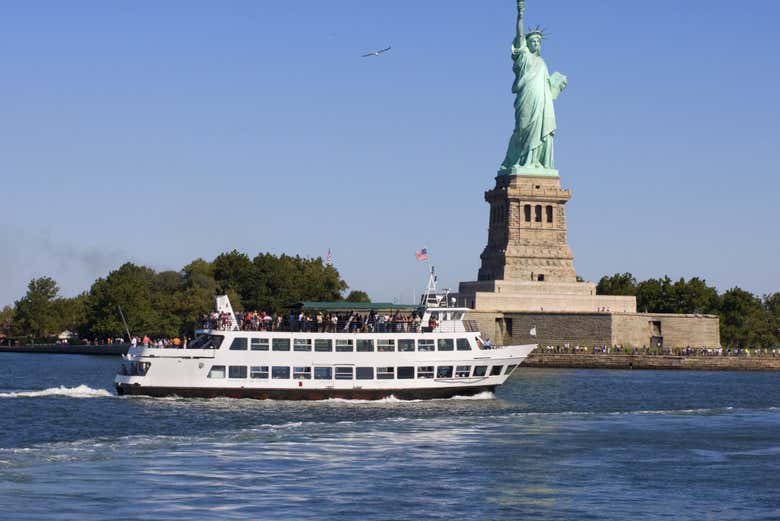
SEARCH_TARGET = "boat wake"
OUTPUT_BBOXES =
[0,385,114,399]
[324,391,496,404]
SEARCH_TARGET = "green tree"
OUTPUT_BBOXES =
[636,276,675,313]
[178,259,220,334]
[184,258,215,290]
[719,287,776,348]
[345,290,371,303]
[51,293,89,338]
[596,273,637,296]
[671,277,719,314]
[13,277,60,339]
[86,263,162,338]
[240,253,347,312]
[763,292,780,345]
[0,305,14,336]
[213,250,254,297]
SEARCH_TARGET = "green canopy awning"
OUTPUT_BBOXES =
[291,301,418,312]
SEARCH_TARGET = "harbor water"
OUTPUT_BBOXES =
[1,353,779,520]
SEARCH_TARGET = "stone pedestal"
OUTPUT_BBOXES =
[460,172,638,314]
[478,174,576,283]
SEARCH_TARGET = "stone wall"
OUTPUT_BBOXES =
[466,311,612,346]
[466,311,721,349]
[524,353,780,371]
[611,313,720,348]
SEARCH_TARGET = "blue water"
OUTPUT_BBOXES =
[1,354,780,520]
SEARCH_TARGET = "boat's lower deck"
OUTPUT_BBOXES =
[115,382,496,401]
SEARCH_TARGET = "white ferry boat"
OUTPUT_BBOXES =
[115,277,536,400]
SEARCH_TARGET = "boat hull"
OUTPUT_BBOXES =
[115,382,496,401]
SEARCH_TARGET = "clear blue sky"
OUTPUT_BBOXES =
[2,0,779,307]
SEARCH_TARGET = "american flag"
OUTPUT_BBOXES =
[415,248,428,261]
[326,249,332,266]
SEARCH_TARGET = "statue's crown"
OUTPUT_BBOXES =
[526,25,548,39]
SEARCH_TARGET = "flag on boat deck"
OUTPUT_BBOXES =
[530,326,537,337]
[415,248,429,261]
[326,249,332,266]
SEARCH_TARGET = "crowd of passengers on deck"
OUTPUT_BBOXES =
[201,309,437,334]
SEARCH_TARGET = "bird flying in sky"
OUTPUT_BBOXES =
[362,46,391,58]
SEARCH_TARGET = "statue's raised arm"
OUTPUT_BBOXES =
[515,1,526,50]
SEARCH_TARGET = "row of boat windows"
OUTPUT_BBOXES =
[206,364,517,380]
[228,337,473,353]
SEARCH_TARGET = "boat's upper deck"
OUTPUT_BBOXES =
[204,293,477,335]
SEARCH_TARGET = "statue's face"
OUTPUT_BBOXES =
[527,34,541,54]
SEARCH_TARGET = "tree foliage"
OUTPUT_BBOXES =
[0,306,15,336]
[8,251,361,341]
[345,291,371,303]
[598,272,778,348]
[12,277,61,339]
[596,273,637,296]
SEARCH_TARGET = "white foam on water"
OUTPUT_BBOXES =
[323,391,496,404]
[450,391,496,401]
[508,406,745,419]
[0,385,114,399]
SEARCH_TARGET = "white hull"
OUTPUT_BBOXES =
[115,330,535,400]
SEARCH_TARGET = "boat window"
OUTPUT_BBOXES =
[272,366,290,379]
[505,365,518,375]
[250,366,269,379]
[128,361,150,376]
[398,339,415,352]
[293,339,312,352]
[335,367,354,380]
[356,367,374,380]
[473,365,487,377]
[377,367,395,380]
[417,366,434,379]
[293,367,312,380]
[418,340,435,352]
[377,339,395,352]
[189,334,224,350]
[437,366,453,378]
[314,367,332,380]
[356,339,374,352]
[437,339,454,351]
[251,338,270,351]
[490,365,504,376]
[397,367,414,379]
[229,366,247,379]
[455,365,471,377]
[272,338,291,351]
[229,337,248,351]
[315,339,333,352]
[456,338,471,351]
[207,365,226,379]
[336,339,354,352]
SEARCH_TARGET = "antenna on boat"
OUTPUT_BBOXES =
[421,265,439,307]
[117,304,132,340]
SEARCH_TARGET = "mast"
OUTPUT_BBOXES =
[421,266,440,307]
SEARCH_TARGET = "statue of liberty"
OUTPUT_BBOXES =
[499,0,567,175]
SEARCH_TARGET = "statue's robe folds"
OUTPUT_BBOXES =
[500,45,557,171]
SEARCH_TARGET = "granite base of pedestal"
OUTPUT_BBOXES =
[457,280,637,313]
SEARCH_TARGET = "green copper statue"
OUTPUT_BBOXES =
[499,0,567,176]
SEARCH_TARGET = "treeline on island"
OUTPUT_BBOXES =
[0,250,370,344]
[1,262,777,348]
[597,273,780,348]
